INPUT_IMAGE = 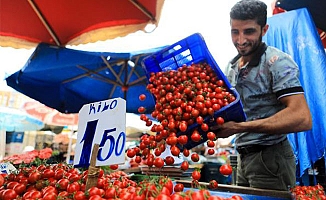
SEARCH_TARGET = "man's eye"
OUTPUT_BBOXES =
[244,29,256,34]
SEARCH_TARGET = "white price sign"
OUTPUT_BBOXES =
[0,162,17,174]
[74,98,126,168]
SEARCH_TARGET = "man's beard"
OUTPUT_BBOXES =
[236,34,262,56]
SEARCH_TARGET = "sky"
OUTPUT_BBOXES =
[0,0,273,91]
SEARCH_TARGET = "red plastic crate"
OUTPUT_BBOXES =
[142,33,246,149]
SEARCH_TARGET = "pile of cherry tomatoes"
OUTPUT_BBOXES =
[0,162,243,200]
[291,185,326,200]
[0,148,52,165]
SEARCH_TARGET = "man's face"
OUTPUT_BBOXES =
[230,19,267,56]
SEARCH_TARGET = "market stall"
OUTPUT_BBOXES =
[1,6,326,200]
[0,107,44,160]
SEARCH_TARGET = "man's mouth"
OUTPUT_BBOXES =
[237,44,248,49]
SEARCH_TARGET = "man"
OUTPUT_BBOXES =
[211,0,312,191]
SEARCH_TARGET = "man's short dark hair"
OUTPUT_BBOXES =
[230,0,267,27]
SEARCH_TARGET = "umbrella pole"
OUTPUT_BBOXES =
[124,60,128,100]
[66,127,73,164]
[0,130,5,160]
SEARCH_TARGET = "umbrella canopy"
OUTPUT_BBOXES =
[23,101,78,126]
[0,106,44,132]
[0,0,165,49]
[6,43,162,114]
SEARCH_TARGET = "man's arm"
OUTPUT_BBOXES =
[211,94,312,138]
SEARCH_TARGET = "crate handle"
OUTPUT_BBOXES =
[162,45,182,58]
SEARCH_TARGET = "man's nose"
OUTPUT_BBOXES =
[237,33,247,45]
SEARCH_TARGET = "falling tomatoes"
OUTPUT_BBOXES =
[139,94,146,101]
[219,164,233,176]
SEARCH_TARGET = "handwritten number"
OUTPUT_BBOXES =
[97,128,116,161]
[115,132,126,156]
[78,120,98,167]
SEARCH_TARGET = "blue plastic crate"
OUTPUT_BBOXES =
[142,33,246,149]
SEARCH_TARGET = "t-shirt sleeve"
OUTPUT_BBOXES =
[269,53,304,99]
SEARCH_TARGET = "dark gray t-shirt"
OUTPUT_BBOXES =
[225,43,304,147]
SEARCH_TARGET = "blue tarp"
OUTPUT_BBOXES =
[263,8,326,177]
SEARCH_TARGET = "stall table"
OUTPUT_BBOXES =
[177,180,292,200]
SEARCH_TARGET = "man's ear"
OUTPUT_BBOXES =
[262,24,269,36]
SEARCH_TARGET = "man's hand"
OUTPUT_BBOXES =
[210,121,240,138]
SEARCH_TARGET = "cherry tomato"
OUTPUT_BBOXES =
[74,191,87,200]
[127,148,136,158]
[0,175,4,187]
[88,186,102,196]
[174,183,184,192]
[191,130,201,142]
[209,180,219,189]
[219,164,233,175]
[191,153,200,162]
[110,164,119,170]
[170,145,180,156]
[67,182,80,193]
[156,193,172,200]
[164,156,175,165]
[192,170,201,180]
[177,135,188,145]
[6,181,19,189]
[139,94,146,101]
[170,192,185,200]
[42,169,55,179]
[104,187,117,199]
[28,171,41,183]
[13,183,26,195]
[134,155,142,163]
[56,178,69,190]
[159,177,174,195]
[138,106,146,113]
[89,194,104,200]
[43,192,58,200]
[3,189,18,200]
[207,132,216,141]
[216,117,225,125]
[179,122,188,132]
[196,116,204,124]
[207,140,215,147]
[207,148,215,155]
[201,123,209,131]
[154,157,165,168]
[230,195,244,200]
[183,148,190,157]
[180,161,189,171]
[191,190,205,200]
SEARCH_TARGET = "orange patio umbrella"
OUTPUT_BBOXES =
[0,0,165,49]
